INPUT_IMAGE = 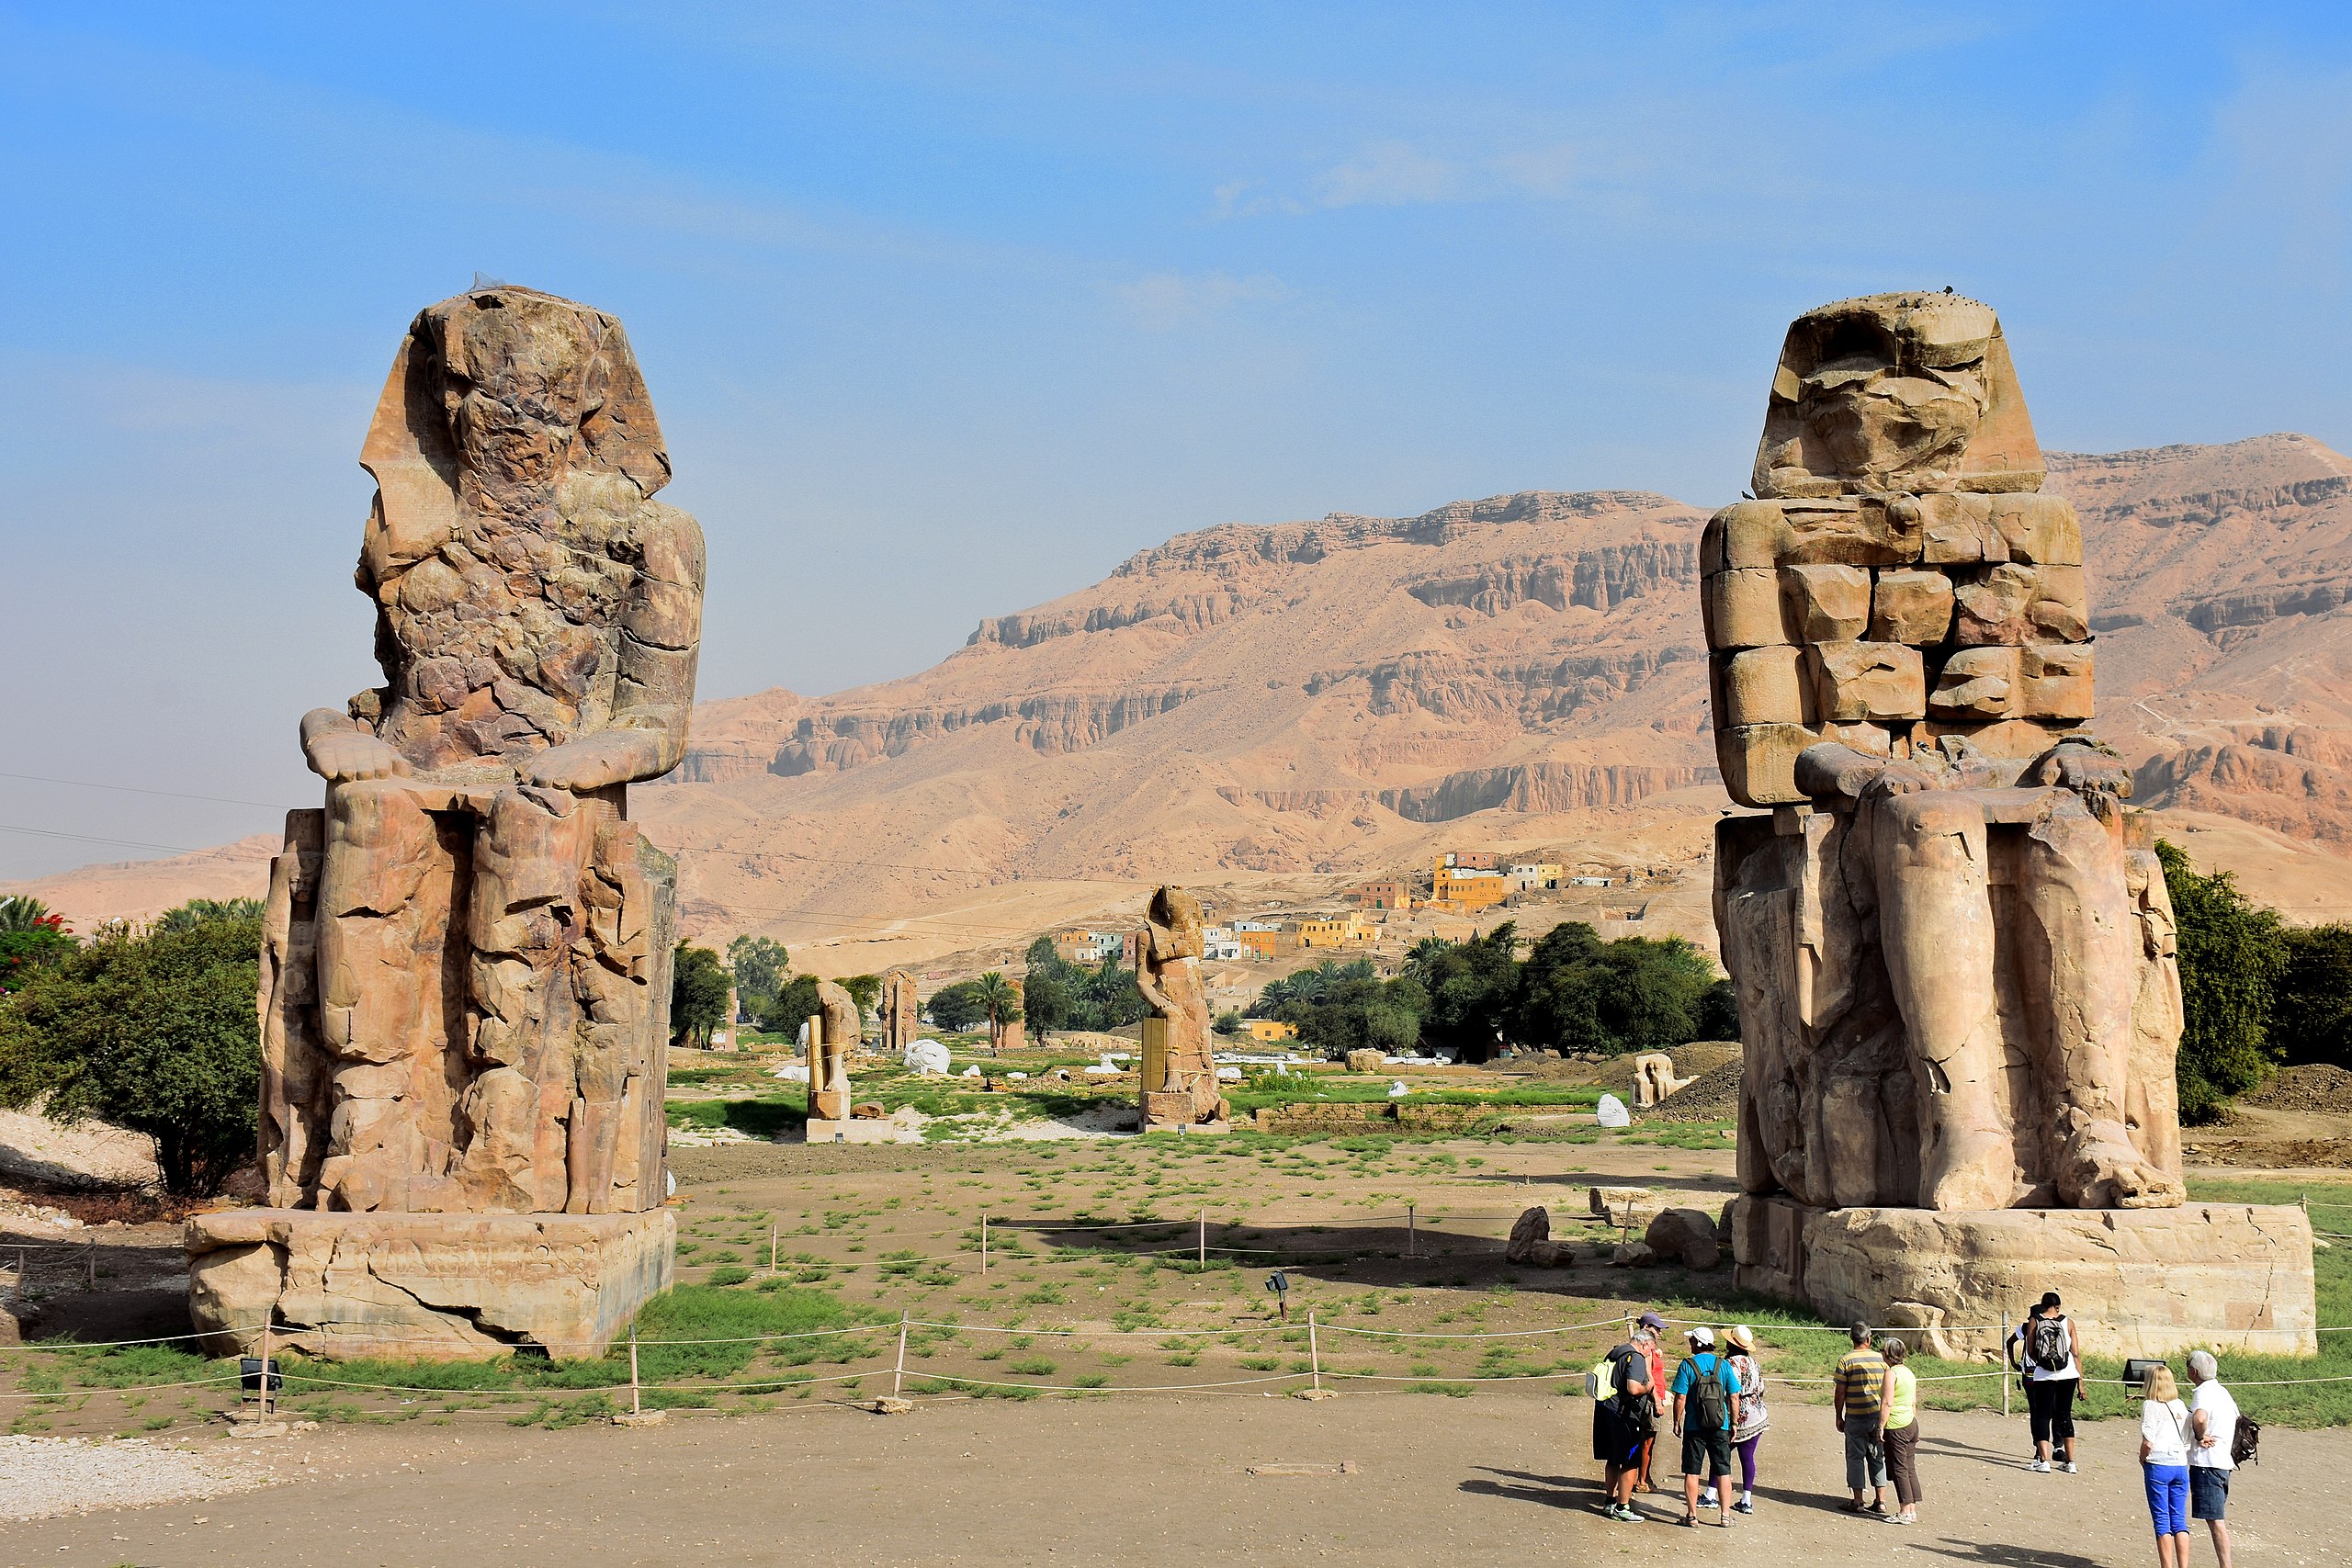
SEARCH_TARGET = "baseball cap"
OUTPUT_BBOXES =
[1636,1312,1668,1332]
[1688,1325,1715,1348]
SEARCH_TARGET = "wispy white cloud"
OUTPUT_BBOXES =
[1214,138,1589,218]
[1112,270,1298,332]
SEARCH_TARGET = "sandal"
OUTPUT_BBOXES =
[1841,1501,1871,1514]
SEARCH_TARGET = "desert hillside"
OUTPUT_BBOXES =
[15,434,2351,963]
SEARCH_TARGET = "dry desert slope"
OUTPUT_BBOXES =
[15,434,2352,961]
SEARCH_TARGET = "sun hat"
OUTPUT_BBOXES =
[1725,1325,1755,1351]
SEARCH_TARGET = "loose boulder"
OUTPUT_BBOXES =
[1343,1049,1385,1074]
[1645,1207,1723,1269]
[903,1039,952,1076]
[1504,1206,1574,1269]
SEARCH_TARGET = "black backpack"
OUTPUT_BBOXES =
[1610,1347,1657,1435]
[2231,1414,2260,1467]
[1689,1356,1731,1432]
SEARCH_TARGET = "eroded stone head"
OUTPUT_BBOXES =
[1705,294,2092,805]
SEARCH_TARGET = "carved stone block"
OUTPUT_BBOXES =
[2018,642,2097,719]
[1702,569,1789,648]
[1781,564,1871,642]
[1869,569,1955,644]
[1713,647,1812,728]
[1989,492,2083,565]
[1807,641,1925,722]
[1713,721,1814,807]
[1928,646,2019,719]
[1919,492,2001,564]
[1953,561,2041,643]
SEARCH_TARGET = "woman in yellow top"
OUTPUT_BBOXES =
[1878,1337,1922,1526]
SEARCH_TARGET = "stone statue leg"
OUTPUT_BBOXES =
[260,810,330,1208]
[313,780,446,1213]
[568,818,651,1214]
[2018,795,2183,1208]
[1871,790,2016,1211]
[466,789,593,1213]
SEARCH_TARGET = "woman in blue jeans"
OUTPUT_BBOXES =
[2138,1364,2193,1568]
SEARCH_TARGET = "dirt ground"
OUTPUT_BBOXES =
[6,1394,2341,1567]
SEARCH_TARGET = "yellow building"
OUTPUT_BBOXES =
[1431,865,1511,911]
[1234,927,1298,963]
[1244,1019,1298,1043]
[1297,913,1378,950]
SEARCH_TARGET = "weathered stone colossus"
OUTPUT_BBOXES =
[1631,1052,1692,1108]
[1708,294,2314,1357]
[188,287,702,1359]
[1134,886,1230,1132]
[808,979,861,1122]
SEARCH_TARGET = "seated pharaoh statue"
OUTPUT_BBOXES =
[1704,292,2184,1219]
[264,285,703,1220]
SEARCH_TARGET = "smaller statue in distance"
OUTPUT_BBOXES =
[1134,886,1229,1132]
[808,978,861,1122]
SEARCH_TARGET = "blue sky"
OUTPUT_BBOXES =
[5,3,2351,878]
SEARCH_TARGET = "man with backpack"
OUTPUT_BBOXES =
[2009,1291,2082,1472]
[2187,1350,2245,1568]
[1590,1324,1657,1523]
[1669,1325,1744,1527]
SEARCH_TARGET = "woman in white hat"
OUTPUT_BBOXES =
[1724,1325,1769,1514]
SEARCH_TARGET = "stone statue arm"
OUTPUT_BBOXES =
[524,506,707,792]
[2021,736,2132,801]
[300,706,410,782]
[1132,926,1174,1018]
[1793,742,1939,805]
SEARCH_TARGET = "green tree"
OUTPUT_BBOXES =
[974,971,1022,1050]
[927,980,989,1033]
[841,974,882,1019]
[670,942,733,1048]
[0,903,262,1195]
[764,975,823,1037]
[1254,960,1427,1059]
[1213,1010,1244,1037]
[152,897,265,933]
[1509,924,1721,1056]
[2158,841,2288,1122]
[2274,923,2352,1070]
[726,935,789,1018]
[1413,923,1520,1060]
[0,896,59,932]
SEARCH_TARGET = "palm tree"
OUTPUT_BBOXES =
[974,971,1020,1054]
[153,897,265,934]
[0,896,55,932]
[1404,936,1454,982]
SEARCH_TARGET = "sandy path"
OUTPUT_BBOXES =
[5,1394,2334,1567]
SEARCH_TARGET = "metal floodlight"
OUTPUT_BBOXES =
[239,1356,283,1393]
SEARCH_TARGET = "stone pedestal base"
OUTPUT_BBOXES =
[186,1208,676,1361]
[1142,1120,1231,1136]
[1729,1196,2316,1359]
[804,1118,905,1145]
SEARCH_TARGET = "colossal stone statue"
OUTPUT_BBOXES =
[1709,294,2314,1358]
[808,978,861,1122]
[1134,887,1228,1133]
[187,287,699,1359]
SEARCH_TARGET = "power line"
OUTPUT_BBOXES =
[0,771,289,810]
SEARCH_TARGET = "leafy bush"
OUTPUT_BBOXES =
[2159,842,2288,1122]
[0,903,261,1193]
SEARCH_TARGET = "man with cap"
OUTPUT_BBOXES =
[1593,1316,1659,1522]
[1670,1325,1744,1526]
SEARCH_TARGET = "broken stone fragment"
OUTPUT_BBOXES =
[1806,641,1925,722]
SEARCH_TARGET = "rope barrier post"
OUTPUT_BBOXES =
[980,1216,989,1277]
[86,1237,97,1290]
[2000,1311,2009,1419]
[769,1222,778,1275]
[893,1312,910,1398]
[1308,1310,1321,1393]
[629,1325,642,1419]
[1198,1209,1206,1270]
[1408,1204,1417,1258]
[258,1315,273,1420]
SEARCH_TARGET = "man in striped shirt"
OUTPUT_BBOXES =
[1832,1321,1890,1514]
